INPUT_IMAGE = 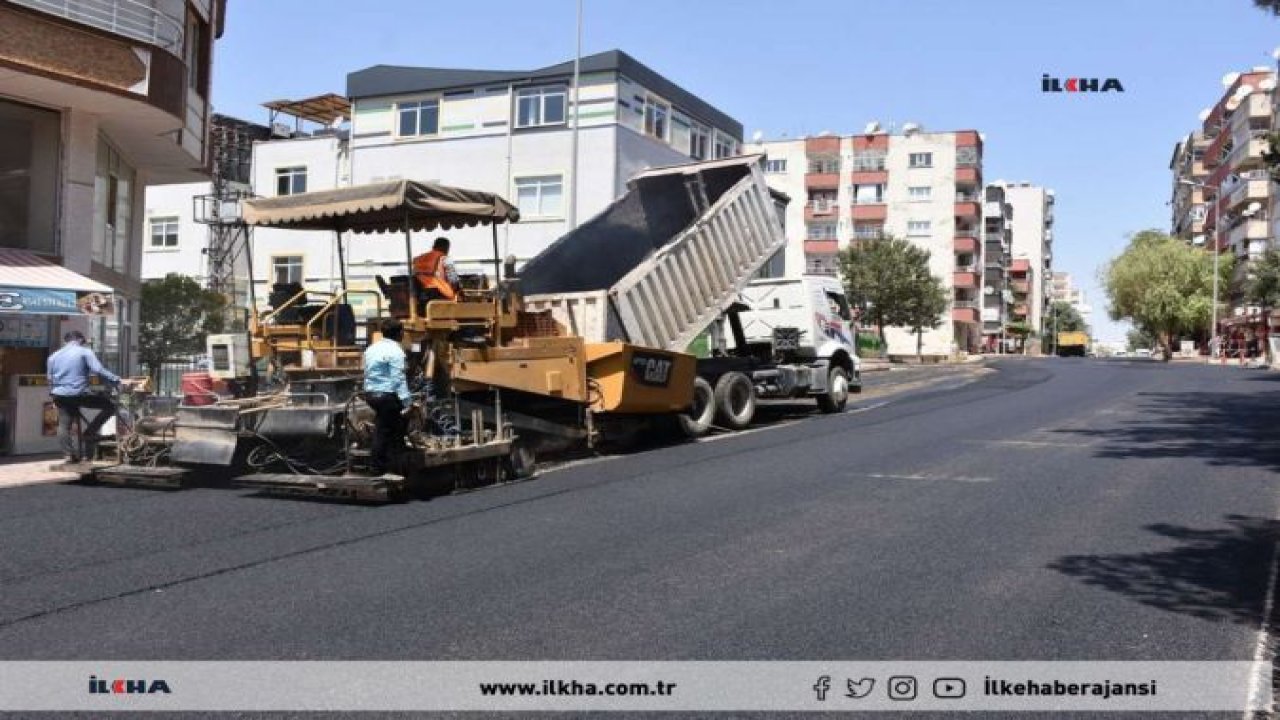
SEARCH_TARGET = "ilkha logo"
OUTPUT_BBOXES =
[1042,74,1125,93]
[89,675,172,694]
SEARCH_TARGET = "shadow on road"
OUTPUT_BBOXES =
[1055,386,1280,474]
[1050,515,1279,626]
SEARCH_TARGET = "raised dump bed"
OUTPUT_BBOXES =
[522,155,787,352]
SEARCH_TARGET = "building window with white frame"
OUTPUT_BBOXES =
[272,255,303,285]
[714,133,736,159]
[907,220,931,236]
[515,175,564,218]
[764,158,787,173]
[807,223,837,240]
[643,97,670,140]
[852,183,884,205]
[275,166,307,196]
[148,217,180,249]
[689,123,709,160]
[908,186,932,201]
[809,156,839,174]
[908,152,933,168]
[515,86,566,128]
[397,98,440,137]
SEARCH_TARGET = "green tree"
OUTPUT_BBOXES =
[1044,300,1087,353]
[1102,229,1231,361]
[1246,248,1280,362]
[139,274,227,377]
[901,265,949,360]
[838,235,941,350]
[1126,326,1156,353]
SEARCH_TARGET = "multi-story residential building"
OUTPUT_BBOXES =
[1048,271,1093,330]
[748,125,985,357]
[144,50,743,316]
[998,182,1054,344]
[1171,68,1276,349]
[0,0,222,453]
[981,185,1013,351]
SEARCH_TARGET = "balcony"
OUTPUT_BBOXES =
[954,234,978,254]
[805,136,841,154]
[953,271,979,289]
[851,204,887,221]
[1223,135,1271,171]
[805,172,839,190]
[804,204,839,222]
[850,170,888,185]
[1225,179,1270,211]
[956,166,981,185]
[1010,258,1031,274]
[1010,280,1029,295]
[1226,219,1269,250]
[984,201,1005,218]
[955,201,980,219]
[1012,304,1029,317]
[804,240,839,255]
[952,305,981,324]
[853,225,885,241]
[9,0,184,54]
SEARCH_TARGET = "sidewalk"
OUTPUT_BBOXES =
[0,453,88,489]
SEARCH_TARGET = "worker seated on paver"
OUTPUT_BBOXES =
[413,236,461,314]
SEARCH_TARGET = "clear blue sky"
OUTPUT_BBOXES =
[213,0,1280,343]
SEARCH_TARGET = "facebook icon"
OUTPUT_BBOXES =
[813,675,832,701]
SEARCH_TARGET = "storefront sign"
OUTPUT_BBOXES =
[0,287,115,317]
[0,316,49,348]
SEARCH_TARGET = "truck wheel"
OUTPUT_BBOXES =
[817,366,850,413]
[714,372,756,430]
[677,376,715,437]
[504,440,537,480]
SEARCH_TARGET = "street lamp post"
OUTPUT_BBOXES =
[1179,179,1220,356]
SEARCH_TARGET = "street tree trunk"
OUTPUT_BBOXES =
[915,327,923,361]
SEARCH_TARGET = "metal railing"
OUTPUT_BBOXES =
[10,0,184,54]
[953,299,980,309]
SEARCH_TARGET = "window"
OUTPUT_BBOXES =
[764,158,788,173]
[851,150,886,171]
[689,123,709,160]
[907,220,931,236]
[515,86,566,128]
[854,223,884,240]
[852,183,884,205]
[397,99,440,137]
[807,223,837,240]
[272,255,303,285]
[643,97,670,140]
[93,138,134,273]
[908,186,932,201]
[908,152,933,168]
[515,175,564,218]
[275,167,307,196]
[0,99,61,253]
[714,133,736,159]
[808,190,837,213]
[808,157,839,174]
[956,146,979,167]
[148,217,180,249]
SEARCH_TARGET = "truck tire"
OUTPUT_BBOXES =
[677,376,715,437]
[714,372,756,430]
[816,366,850,413]
[503,440,537,481]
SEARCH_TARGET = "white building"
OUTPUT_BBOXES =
[998,183,1054,338]
[747,126,986,357]
[143,49,743,317]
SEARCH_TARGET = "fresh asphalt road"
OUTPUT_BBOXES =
[2,358,1280,718]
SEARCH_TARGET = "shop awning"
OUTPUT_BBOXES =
[0,248,116,316]
[241,180,520,234]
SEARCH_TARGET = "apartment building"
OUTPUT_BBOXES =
[1170,67,1276,346]
[748,126,985,357]
[1048,271,1093,329]
[981,185,1013,351]
[144,50,743,314]
[998,182,1054,342]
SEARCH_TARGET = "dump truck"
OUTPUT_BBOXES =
[523,155,859,435]
[1056,330,1089,357]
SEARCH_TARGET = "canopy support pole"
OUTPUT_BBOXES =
[335,229,348,293]
[405,213,416,323]
[491,224,501,282]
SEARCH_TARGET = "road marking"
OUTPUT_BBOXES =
[1244,539,1280,718]
[863,473,994,483]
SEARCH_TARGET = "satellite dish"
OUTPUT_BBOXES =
[818,129,833,136]
[863,121,881,134]
[1262,77,1278,91]
[751,130,764,143]
[978,132,987,142]
[1198,107,1212,122]
[1236,84,1254,98]
[1247,201,1263,214]
[901,122,920,135]
[1222,71,1241,88]
[1226,96,1242,111]
[984,286,995,296]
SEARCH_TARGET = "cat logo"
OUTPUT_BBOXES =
[631,352,673,387]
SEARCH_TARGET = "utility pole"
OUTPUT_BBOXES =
[566,0,583,231]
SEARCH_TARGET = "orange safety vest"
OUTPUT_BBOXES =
[413,250,456,300]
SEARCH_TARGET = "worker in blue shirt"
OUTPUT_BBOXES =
[46,330,121,463]
[363,318,412,475]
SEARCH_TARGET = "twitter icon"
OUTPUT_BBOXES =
[846,678,876,699]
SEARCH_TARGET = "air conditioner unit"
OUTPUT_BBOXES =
[207,333,250,379]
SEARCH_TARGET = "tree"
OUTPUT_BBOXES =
[1126,326,1156,353]
[901,265,949,360]
[1102,229,1232,361]
[1246,248,1280,362]
[139,274,227,377]
[838,236,943,351]
[1044,300,1087,353]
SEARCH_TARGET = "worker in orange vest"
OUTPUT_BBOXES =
[413,237,460,307]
